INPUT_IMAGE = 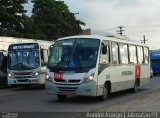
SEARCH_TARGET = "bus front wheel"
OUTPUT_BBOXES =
[99,84,109,101]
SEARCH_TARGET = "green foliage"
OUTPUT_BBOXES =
[21,15,45,39]
[0,0,85,40]
[0,0,27,37]
[31,0,85,40]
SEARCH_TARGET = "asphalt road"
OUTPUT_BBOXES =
[0,77,160,118]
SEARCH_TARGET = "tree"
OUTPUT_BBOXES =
[0,0,27,37]
[31,0,85,40]
[21,15,45,39]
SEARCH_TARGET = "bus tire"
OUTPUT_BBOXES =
[132,80,139,93]
[57,94,67,101]
[99,84,109,101]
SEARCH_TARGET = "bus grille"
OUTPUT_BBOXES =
[17,79,28,82]
[15,76,33,79]
[57,86,78,92]
[13,72,32,75]
[68,80,81,83]
[54,79,81,83]
[54,79,66,82]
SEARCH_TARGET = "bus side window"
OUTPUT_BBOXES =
[144,47,149,64]
[129,45,137,64]
[137,46,144,64]
[119,43,129,64]
[99,42,110,74]
[112,42,119,65]
[41,49,48,66]
[100,43,109,64]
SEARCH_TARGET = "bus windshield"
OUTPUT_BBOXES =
[8,50,40,70]
[47,38,100,72]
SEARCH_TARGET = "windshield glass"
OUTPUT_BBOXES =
[48,38,100,72]
[8,50,40,70]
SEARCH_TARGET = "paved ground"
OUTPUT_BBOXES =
[0,77,160,118]
[97,89,160,112]
[75,77,160,118]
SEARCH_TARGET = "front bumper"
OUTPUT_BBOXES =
[45,80,97,96]
[8,77,43,85]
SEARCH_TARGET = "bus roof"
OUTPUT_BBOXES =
[0,36,53,50]
[57,35,148,47]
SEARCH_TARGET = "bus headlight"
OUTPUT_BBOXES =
[83,73,94,83]
[45,74,51,80]
[33,72,39,77]
[88,75,94,81]
[8,73,14,78]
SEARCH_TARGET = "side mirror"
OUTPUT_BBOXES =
[102,45,107,54]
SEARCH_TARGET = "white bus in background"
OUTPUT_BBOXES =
[45,35,150,101]
[0,36,38,50]
[7,40,52,88]
[0,36,40,87]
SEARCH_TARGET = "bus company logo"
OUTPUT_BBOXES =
[122,71,132,76]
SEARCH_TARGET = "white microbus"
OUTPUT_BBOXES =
[8,41,52,87]
[45,35,150,100]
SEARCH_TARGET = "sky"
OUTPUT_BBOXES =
[25,0,160,49]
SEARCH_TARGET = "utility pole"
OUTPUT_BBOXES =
[141,35,148,44]
[117,26,125,36]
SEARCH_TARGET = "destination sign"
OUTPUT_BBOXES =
[8,43,39,51]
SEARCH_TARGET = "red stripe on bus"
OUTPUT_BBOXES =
[135,66,141,79]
